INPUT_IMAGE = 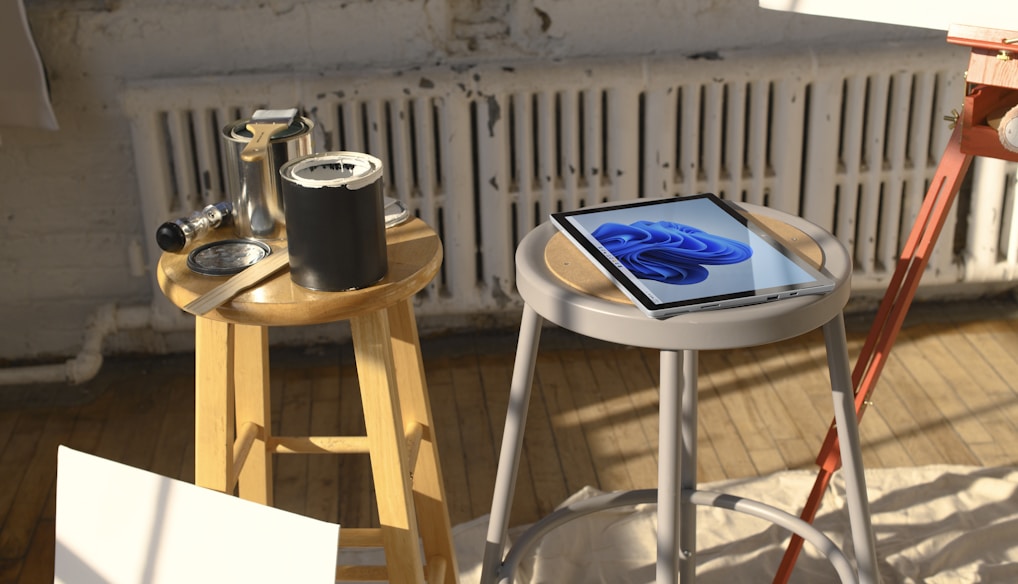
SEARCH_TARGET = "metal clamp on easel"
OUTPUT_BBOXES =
[949,25,1018,158]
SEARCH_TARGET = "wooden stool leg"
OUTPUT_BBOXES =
[388,298,459,584]
[233,323,273,506]
[194,317,236,493]
[351,309,426,584]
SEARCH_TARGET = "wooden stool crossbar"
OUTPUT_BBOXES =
[158,218,457,584]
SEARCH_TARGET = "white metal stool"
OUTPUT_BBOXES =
[480,203,879,584]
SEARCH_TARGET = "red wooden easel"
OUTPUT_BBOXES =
[775,24,1018,583]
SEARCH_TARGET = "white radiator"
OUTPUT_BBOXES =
[125,41,1018,328]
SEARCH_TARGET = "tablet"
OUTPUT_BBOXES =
[550,194,836,319]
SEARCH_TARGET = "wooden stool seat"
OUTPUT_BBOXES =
[158,218,457,584]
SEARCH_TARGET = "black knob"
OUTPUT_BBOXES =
[156,222,187,252]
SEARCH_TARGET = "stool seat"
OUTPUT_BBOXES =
[516,205,851,350]
[158,218,442,327]
[158,218,457,584]
[480,202,879,584]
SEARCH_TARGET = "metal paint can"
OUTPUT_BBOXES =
[278,152,388,291]
[221,115,315,240]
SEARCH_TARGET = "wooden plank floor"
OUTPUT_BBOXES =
[2,300,1018,582]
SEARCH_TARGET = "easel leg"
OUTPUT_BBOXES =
[351,309,426,584]
[775,125,974,583]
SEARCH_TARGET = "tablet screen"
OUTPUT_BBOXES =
[550,194,835,318]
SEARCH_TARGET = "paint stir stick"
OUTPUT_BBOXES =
[184,248,290,315]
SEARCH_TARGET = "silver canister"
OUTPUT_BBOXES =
[221,115,314,239]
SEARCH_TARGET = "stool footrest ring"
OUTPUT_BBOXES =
[491,488,856,584]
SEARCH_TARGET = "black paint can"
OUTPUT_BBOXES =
[278,152,387,291]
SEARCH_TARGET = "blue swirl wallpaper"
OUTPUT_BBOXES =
[591,220,753,285]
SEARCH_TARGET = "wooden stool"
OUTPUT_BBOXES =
[157,218,457,584]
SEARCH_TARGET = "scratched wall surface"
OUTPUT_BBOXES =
[0,0,942,362]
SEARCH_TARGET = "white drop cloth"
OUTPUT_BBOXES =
[452,466,1018,583]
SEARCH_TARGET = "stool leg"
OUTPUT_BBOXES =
[822,314,879,584]
[194,317,235,494]
[657,349,698,584]
[351,309,426,584]
[658,350,682,584]
[388,298,459,584]
[481,304,544,584]
[680,349,698,582]
[233,323,273,506]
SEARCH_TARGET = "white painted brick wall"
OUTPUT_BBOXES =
[0,0,945,362]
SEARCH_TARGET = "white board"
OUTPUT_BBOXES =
[54,446,340,584]
[760,0,1017,32]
